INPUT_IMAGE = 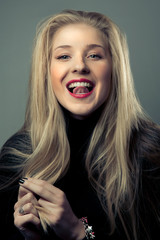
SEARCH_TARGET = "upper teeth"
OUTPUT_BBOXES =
[68,82,92,89]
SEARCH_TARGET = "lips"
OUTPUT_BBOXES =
[66,79,95,98]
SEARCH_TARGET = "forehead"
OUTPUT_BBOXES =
[52,23,107,49]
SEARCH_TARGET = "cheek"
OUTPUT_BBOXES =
[50,64,63,90]
[98,64,112,99]
[51,64,61,81]
[102,62,112,78]
[98,63,112,86]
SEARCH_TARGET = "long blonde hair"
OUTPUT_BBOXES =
[1,10,147,239]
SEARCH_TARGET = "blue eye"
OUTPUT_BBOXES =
[88,54,102,59]
[57,55,70,60]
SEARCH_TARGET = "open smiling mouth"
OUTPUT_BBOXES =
[66,79,95,98]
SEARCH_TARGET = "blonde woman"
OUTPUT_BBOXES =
[0,10,160,240]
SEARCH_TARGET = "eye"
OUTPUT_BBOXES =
[57,55,70,60]
[88,54,102,60]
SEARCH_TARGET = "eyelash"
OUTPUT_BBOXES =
[56,54,102,61]
[88,54,102,59]
[57,55,70,60]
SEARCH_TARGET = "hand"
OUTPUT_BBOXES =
[18,178,85,240]
[14,186,42,240]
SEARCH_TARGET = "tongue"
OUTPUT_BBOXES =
[73,86,89,94]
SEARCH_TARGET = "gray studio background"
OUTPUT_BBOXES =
[0,0,160,147]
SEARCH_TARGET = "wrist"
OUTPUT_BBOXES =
[70,218,86,240]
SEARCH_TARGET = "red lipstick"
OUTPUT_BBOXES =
[66,78,95,98]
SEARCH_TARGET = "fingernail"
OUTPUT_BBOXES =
[19,178,25,184]
[23,177,28,180]
[19,178,28,184]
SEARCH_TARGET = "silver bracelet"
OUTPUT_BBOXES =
[80,217,95,239]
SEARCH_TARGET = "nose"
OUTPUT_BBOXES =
[72,57,90,74]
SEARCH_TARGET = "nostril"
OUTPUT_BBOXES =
[82,67,90,74]
[72,68,90,74]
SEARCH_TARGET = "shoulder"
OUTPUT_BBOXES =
[1,130,31,150]
[0,130,32,157]
[130,118,160,205]
[0,130,32,170]
[0,130,32,167]
[130,118,160,167]
[131,120,160,237]
[0,130,32,187]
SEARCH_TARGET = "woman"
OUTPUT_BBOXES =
[0,10,160,240]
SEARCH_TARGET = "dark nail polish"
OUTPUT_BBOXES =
[19,178,25,184]
[23,177,28,180]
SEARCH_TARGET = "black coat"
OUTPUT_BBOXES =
[0,115,160,240]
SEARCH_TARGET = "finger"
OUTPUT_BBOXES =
[14,213,41,230]
[19,178,63,202]
[17,202,39,218]
[38,198,57,212]
[14,191,39,211]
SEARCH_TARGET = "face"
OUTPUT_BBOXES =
[50,23,112,119]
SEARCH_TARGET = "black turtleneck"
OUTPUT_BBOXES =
[54,107,126,240]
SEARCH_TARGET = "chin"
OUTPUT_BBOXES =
[69,108,97,119]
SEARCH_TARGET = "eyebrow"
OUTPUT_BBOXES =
[54,45,71,50]
[54,44,105,51]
